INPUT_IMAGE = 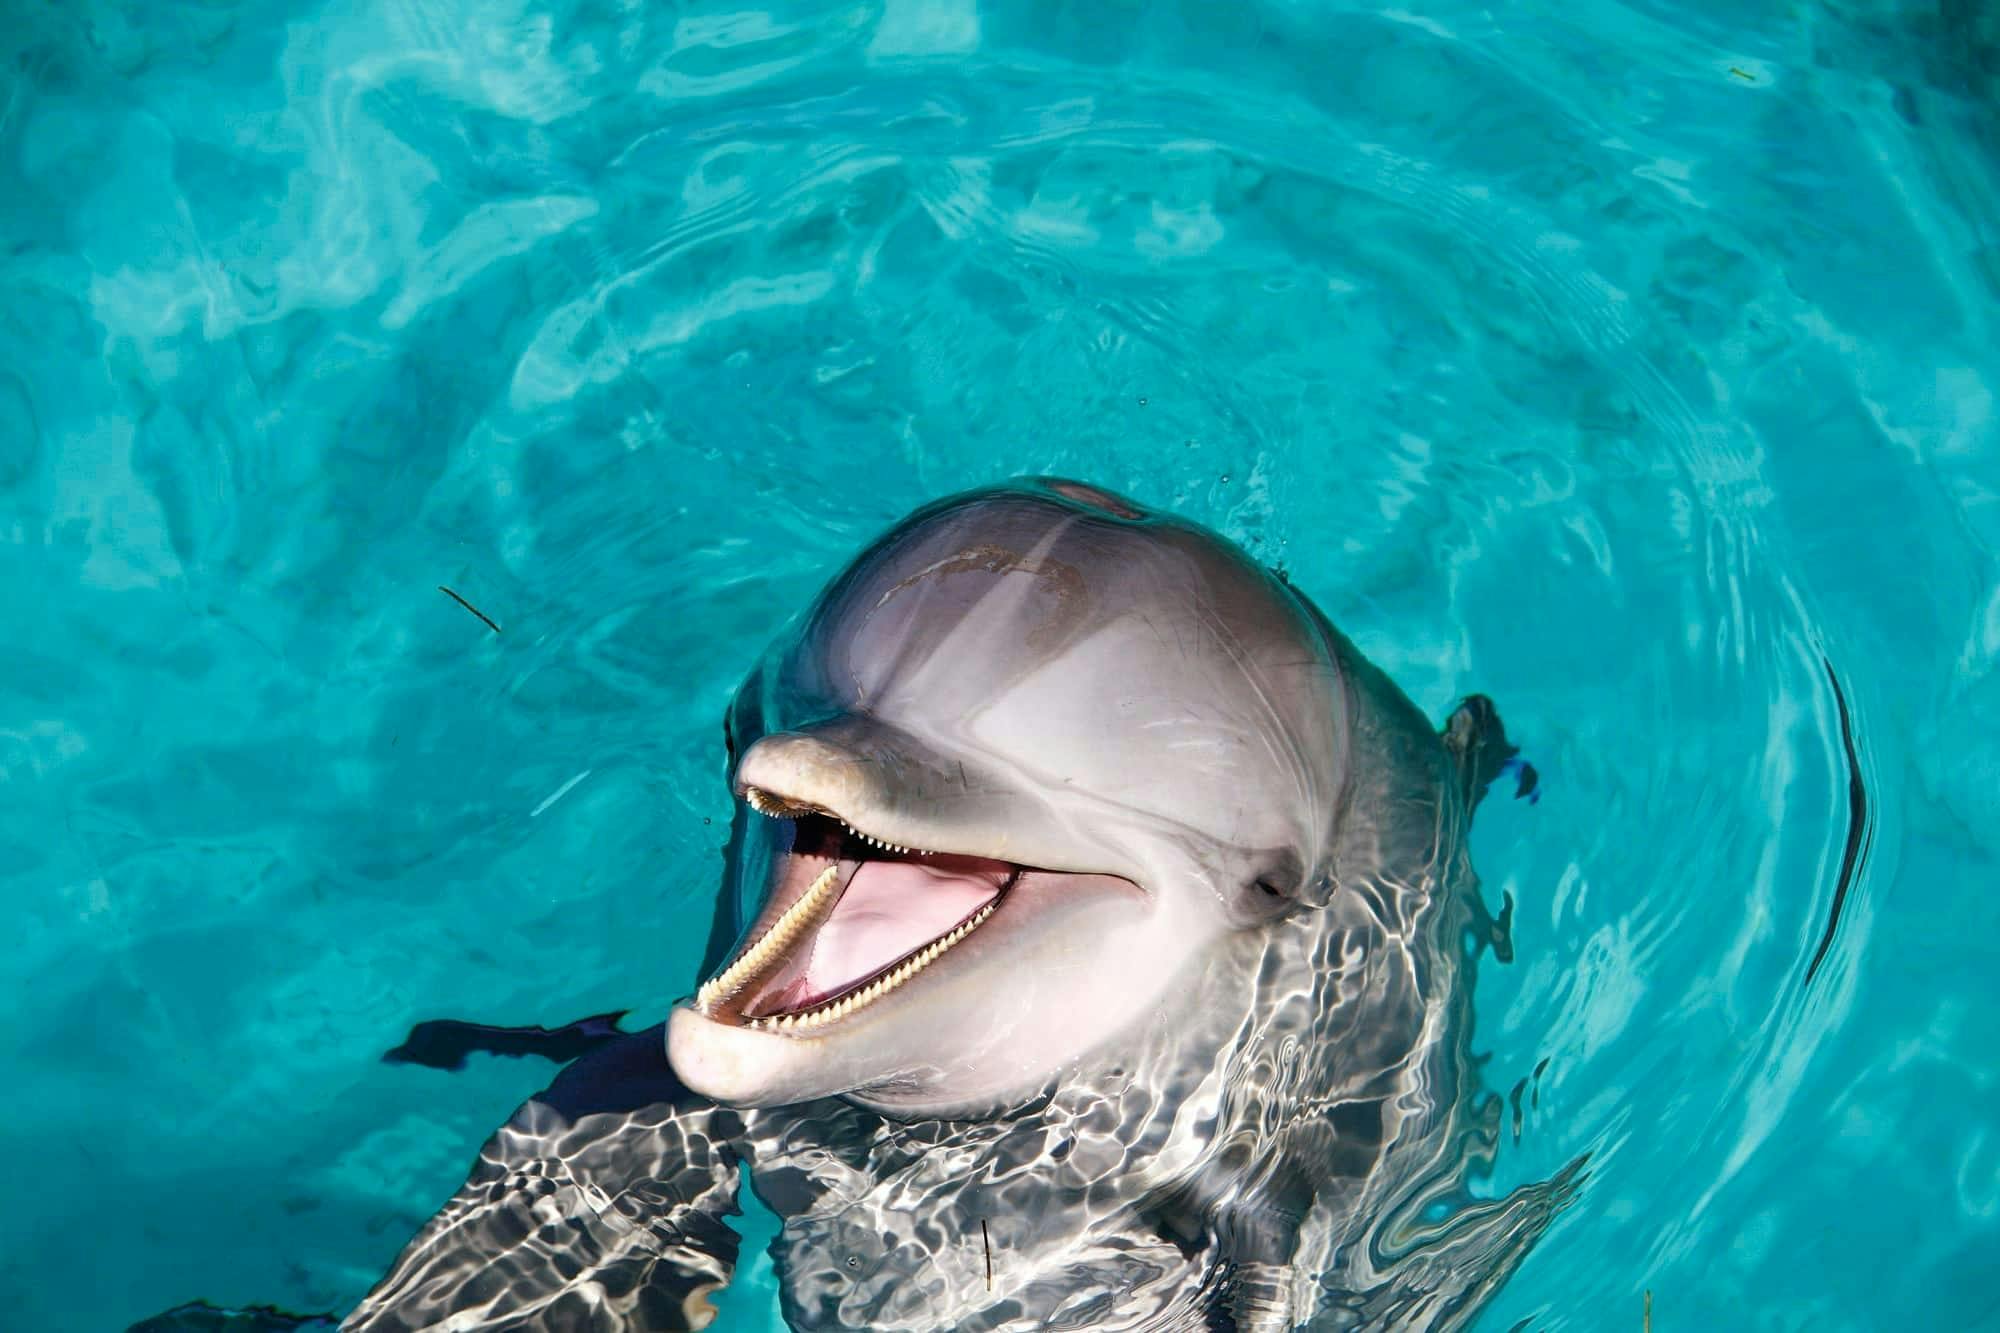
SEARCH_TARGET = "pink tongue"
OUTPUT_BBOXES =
[802,860,1004,998]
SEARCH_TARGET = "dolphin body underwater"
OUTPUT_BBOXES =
[344,478,1571,1333]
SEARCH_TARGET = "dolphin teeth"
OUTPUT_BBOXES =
[743,786,814,819]
[743,793,937,859]
[695,864,841,1013]
[758,900,998,1036]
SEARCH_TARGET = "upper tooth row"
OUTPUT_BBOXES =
[744,787,800,817]
[740,787,929,856]
[850,825,924,856]
[749,901,995,1033]
[695,864,840,1011]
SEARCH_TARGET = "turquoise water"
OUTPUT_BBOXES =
[5,0,1998,1328]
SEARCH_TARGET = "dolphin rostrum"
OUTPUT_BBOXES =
[346,478,1575,1332]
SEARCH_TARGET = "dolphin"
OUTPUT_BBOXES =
[345,478,1574,1332]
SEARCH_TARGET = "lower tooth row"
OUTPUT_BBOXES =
[695,865,840,1011]
[749,902,995,1033]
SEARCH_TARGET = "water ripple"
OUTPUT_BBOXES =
[2,0,1996,1328]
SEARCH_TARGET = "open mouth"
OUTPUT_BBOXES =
[694,787,1020,1034]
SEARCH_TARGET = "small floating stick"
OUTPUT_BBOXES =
[438,585,501,634]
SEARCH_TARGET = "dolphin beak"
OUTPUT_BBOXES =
[730,718,1123,873]
[665,1006,837,1107]
[732,720,1022,861]
[672,716,1157,1111]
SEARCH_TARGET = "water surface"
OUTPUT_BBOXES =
[3,0,1998,1328]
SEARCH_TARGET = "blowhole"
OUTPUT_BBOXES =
[1039,478,1146,520]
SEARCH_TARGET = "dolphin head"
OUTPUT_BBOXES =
[667,479,1357,1117]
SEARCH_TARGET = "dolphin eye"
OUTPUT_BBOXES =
[722,712,738,765]
[1240,870,1299,924]
[1248,850,1306,905]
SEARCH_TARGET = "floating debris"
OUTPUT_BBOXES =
[1805,656,1871,986]
[438,584,501,634]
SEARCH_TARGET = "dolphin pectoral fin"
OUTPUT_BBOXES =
[1442,695,1524,962]
[1219,1261,1295,1332]
[1316,1153,1589,1328]
[1146,1148,1314,1330]
[1441,693,1533,814]
[346,1029,749,1333]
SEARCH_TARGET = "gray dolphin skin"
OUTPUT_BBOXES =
[346,478,1575,1332]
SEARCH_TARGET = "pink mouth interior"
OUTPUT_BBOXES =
[740,851,1013,1018]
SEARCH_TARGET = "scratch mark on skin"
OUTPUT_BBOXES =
[873,545,1087,650]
